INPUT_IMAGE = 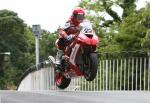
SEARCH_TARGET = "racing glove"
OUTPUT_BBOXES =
[65,34,75,41]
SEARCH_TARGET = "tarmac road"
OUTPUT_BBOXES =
[0,90,150,103]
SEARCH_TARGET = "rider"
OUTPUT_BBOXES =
[55,7,88,71]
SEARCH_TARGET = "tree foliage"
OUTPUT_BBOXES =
[40,31,57,61]
[0,10,35,89]
[0,9,57,89]
[115,4,150,52]
[79,0,150,54]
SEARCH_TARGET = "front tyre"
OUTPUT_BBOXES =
[55,73,71,89]
[84,53,98,81]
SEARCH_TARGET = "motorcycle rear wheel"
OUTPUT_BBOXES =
[84,53,98,81]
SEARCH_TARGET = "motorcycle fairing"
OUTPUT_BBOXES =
[77,33,99,46]
[69,43,80,66]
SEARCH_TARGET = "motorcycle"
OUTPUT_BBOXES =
[49,21,99,89]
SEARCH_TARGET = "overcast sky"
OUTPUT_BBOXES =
[0,0,149,32]
[0,0,80,32]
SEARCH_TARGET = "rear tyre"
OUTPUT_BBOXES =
[84,53,98,81]
[55,73,71,89]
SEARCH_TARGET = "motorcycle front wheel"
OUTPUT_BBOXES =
[84,53,98,81]
[55,72,71,89]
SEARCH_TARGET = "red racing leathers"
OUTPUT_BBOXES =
[55,17,82,50]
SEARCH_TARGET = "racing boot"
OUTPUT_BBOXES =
[55,49,64,72]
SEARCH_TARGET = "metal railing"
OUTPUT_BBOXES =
[18,51,150,91]
[17,61,55,91]
[76,57,150,91]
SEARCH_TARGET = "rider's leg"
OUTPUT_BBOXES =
[55,49,63,68]
[55,39,65,71]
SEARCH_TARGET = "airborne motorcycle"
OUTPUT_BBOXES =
[49,22,99,89]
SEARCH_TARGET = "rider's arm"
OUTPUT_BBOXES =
[58,21,71,38]
[58,28,67,38]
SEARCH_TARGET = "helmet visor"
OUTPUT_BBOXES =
[75,14,84,20]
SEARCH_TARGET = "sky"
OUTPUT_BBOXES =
[0,0,80,32]
[0,0,149,32]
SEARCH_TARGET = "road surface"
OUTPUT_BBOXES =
[0,90,150,103]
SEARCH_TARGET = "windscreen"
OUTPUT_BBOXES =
[80,21,93,34]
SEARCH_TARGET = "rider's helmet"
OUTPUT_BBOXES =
[71,7,85,25]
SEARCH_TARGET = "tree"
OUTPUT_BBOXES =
[40,31,57,61]
[0,10,35,89]
[79,0,136,26]
[115,4,150,53]
[78,0,150,53]
[0,9,27,71]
